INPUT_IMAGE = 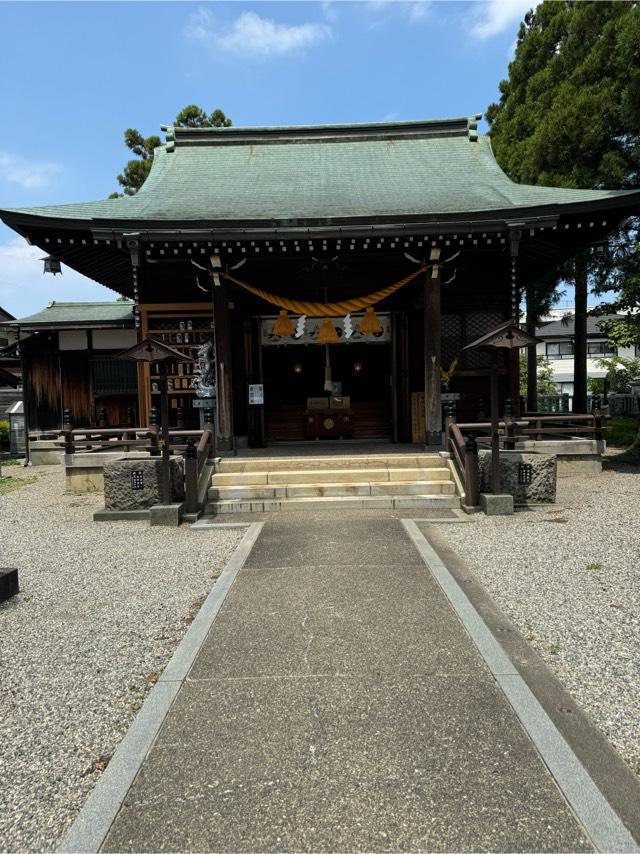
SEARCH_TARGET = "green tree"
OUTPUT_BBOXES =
[590,226,640,347]
[587,376,605,396]
[110,104,232,197]
[596,354,640,393]
[174,105,232,129]
[487,1,640,412]
[519,354,558,398]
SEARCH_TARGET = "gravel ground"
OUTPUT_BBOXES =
[0,465,243,852]
[440,455,640,777]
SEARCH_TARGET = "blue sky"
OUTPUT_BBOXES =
[0,0,540,317]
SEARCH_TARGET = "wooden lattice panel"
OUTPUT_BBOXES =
[464,311,504,369]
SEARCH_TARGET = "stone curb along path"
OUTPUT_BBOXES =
[58,522,264,854]
[402,520,639,854]
[58,515,639,854]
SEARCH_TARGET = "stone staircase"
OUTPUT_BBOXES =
[203,452,459,515]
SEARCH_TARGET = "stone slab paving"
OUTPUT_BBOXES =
[102,515,597,852]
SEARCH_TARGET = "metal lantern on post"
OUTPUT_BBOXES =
[462,321,540,495]
[116,338,194,505]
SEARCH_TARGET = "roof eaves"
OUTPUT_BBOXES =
[10,321,134,330]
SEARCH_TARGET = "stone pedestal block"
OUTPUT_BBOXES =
[517,440,604,477]
[29,440,65,466]
[480,493,514,515]
[149,503,183,527]
[103,457,184,510]
[478,450,556,505]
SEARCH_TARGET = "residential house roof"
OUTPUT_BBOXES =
[536,314,624,339]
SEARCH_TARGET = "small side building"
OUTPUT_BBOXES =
[0,305,16,349]
[0,305,22,416]
[8,301,138,435]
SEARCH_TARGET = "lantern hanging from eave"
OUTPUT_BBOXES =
[42,256,62,275]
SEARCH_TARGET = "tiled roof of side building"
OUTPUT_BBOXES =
[9,301,134,328]
[1,117,639,226]
[536,314,626,338]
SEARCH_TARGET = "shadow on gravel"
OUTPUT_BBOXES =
[602,448,640,473]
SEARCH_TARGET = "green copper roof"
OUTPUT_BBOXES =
[10,301,134,328]
[2,117,638,227]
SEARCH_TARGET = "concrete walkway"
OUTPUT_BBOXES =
[97,513,636,852]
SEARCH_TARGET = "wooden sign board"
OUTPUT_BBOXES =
[411,391,426,444]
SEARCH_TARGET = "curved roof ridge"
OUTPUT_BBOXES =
[161,115,484,148]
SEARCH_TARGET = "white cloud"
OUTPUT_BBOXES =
[0,151,61,190]
[0,238,113,318]
[406,2,432,23]
[321,1,338,23]
[362,0,432,24]
[469,0,540,40]
[185,8,331,58]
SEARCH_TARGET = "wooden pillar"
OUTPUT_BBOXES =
[573,252,588,414]
[490,353,501,494]
[391,312,399,443]
[526,294,538,413]
[158,365,171,504]
[399,311,411,442]
[213,281,234,451]
[509,349,521,417]
[245,317,265,447]
[424,249,442,446]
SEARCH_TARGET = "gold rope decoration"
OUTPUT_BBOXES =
[220,264,428,317]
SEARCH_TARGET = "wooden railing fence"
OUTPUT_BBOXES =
[444,417,479,507]
[445,409,605,508]
[184,428,215,514]
[59,406,217,515]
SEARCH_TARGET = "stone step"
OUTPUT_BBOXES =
[211,467,451,487]
[216,454,442,473]
[204,494,460,515]
[209,480,456,501]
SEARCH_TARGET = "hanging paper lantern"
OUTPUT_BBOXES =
[359,306,382,335]
[273,309,295,337]
[317,317,339,344]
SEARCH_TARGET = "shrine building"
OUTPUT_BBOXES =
[2,116,639,449]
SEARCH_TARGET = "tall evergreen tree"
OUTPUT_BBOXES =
[487,1,640,411]
[110,104,232,197]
